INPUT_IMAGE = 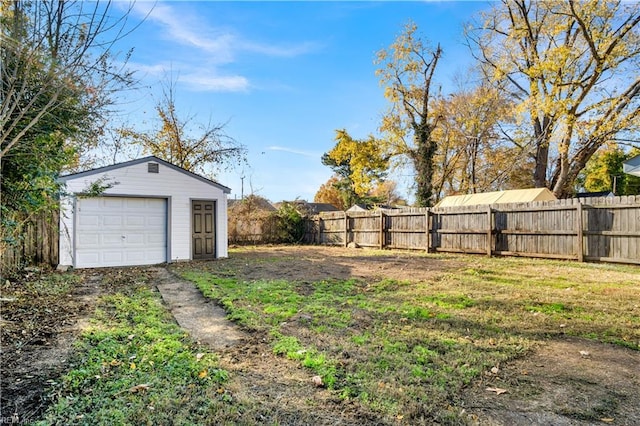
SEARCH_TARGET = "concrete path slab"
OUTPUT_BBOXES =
[153,268,245,351]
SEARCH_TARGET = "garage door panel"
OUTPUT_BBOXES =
[79,214,100,227]
[126,215,145,226]
[126,233,145,245]
[147,234,165,244]
[103,215,123,226]
[102,233,124,246]
[103,198,124,208]
[78,233,100,246]
[145,216,165,226]
[76,197,167,268]
[103,252,124,264]
[76,252,100,265]
[125,198,146,208]
[125,252,145,263]
[79,198,102,209]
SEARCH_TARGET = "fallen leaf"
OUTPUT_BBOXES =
[600,418,614,423]
[198,369,208,378]
[312,375,323,387]
[128,384,150,393]
[129,362,136,370]
[196,353,204,361]
[486,387,507,395]
[579,350,590,357]
[491,366,500,374]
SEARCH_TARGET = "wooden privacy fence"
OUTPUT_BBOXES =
[305,196,640,265]
[1,211,60,275]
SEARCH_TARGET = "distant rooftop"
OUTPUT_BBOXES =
[275,200,341,215]
[435,188,557,207]
[575,191,613,198]
[623,154,640,177]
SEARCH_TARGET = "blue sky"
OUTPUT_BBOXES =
[111,1,491,203]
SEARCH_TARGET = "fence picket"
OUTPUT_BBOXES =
[308,196,640,265]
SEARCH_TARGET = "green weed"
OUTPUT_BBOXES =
[37,285,229,425]
[175,247,640,422]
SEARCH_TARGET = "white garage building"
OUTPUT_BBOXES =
[59,156,230,268]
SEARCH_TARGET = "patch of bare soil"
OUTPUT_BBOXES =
[463,337,640,425]
[0,267,156,423]
[223,245,458,283]
[0,270,102,423]
[217,336,384,425]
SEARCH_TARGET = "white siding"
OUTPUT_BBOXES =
[59,159,228,267]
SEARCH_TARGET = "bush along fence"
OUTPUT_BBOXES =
[1,211,59,276]
[228,199,307,245]
[304,195,640,265]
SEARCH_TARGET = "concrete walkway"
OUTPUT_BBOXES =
[154,268,245,351]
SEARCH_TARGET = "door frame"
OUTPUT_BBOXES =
[190,199,217,260]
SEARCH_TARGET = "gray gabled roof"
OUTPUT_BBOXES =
[623,154,640,177]
[59,156,231,193]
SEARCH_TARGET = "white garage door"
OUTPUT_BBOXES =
[75,197,167,268]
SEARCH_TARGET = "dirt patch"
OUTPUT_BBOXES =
[218,245,458,283]
[463,337,640,425]
[0,267,156,423]
[0,270,102,423]
[216,336,381,425]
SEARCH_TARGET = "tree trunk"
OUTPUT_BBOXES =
[413,126,437,207]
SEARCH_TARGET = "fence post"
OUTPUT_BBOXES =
[576,202,584,262]
[316,216,322,245]
[425,210,430,253]
[430,210,439,253]
[379,210,384,249]
[486,206,493,257]
[344,211,348,247]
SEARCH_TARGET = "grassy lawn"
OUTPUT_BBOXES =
[27,247,639,424]
[176,247,640,423]
[36,272,233,426]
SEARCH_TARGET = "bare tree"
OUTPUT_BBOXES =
[119,78,246,178]
[1,0,139,160]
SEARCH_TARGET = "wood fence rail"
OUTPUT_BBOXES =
[304,196,640,265]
